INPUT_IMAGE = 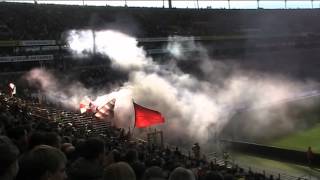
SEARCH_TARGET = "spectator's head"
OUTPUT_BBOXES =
[61,143,75,160]
[0,121,5,135]
[28,131,45,150]
[43,132,61,149]
[144,166,164,180]
[112,149,121,162]
[169,167,195,180]
[105,149,121,167]
[224,174,235,180]
[81,137,105,162]
[62,136,72,143]
[103,162,136,180]
[204,171,224,180]
[6,126,28,152]
[17,145,67,180]
[61,143,75,153]
[0,136,19,180]
[125,149,138,163]
[6,126,26,141]
[131,161,145,180]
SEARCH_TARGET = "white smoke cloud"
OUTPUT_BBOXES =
[68,30,94,57]
[24,29,319,147]
[23,69,135,131]
[166,36,197,60]
[95,31,151,70]
[68,30,151,70]
[24,68,91,109]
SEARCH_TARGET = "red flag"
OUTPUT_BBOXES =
[134,102,165,128]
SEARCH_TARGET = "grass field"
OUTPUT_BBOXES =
[230,153,320,180]
[268,123,320,153]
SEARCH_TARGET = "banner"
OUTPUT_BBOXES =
[41,46,59,51]
[24,47,41,52]
[27,55,54,61]
[0,55,54,63]
[0,40,18,47]
[19,40,56,46]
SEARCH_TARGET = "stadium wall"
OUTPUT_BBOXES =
[221,139,320,167]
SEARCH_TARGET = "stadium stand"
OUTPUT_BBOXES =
[1,2,320,40]
[1,93,303,180]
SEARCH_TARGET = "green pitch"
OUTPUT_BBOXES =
[231,153,320,179]
[268,123,320,153]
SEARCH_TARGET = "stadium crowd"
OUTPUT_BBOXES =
[0,92,288,180]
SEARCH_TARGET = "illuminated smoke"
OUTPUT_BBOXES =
[68,30,151,70]
[68,30,94,57]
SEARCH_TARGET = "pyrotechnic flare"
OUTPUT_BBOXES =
[8,82,16,97]
[79,96,95,113]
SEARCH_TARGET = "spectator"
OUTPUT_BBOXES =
[306,146,314,168]
[204,171,224,180]
[169,167,195,180]
[223,151,230,167]
[143,166,164,180]
[68,137,105,180]
[131,161,146,180]
[28,131,45,150]
[104,149,121,167]
[224,174,235,180]
[17,145,67,180]
[43,132,61,149]
[6,126,28,153]
[174,147,181,157]
[61,142,76,163]
[103,162,136,180]
[192,143,200,160]
[125,149,139,164]
[0,136,19,180]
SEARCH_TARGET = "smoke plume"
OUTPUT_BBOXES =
[25,30,319,148]
[24,68,92,109]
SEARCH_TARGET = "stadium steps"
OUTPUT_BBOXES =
[25,101,112,135]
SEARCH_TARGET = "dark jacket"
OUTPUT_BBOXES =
[68,157,103,180]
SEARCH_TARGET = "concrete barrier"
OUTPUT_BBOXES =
[221,139,320,167]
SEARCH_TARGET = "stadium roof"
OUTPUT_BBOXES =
[5,0,320,9]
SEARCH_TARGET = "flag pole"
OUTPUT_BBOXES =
[131,99,136,138]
